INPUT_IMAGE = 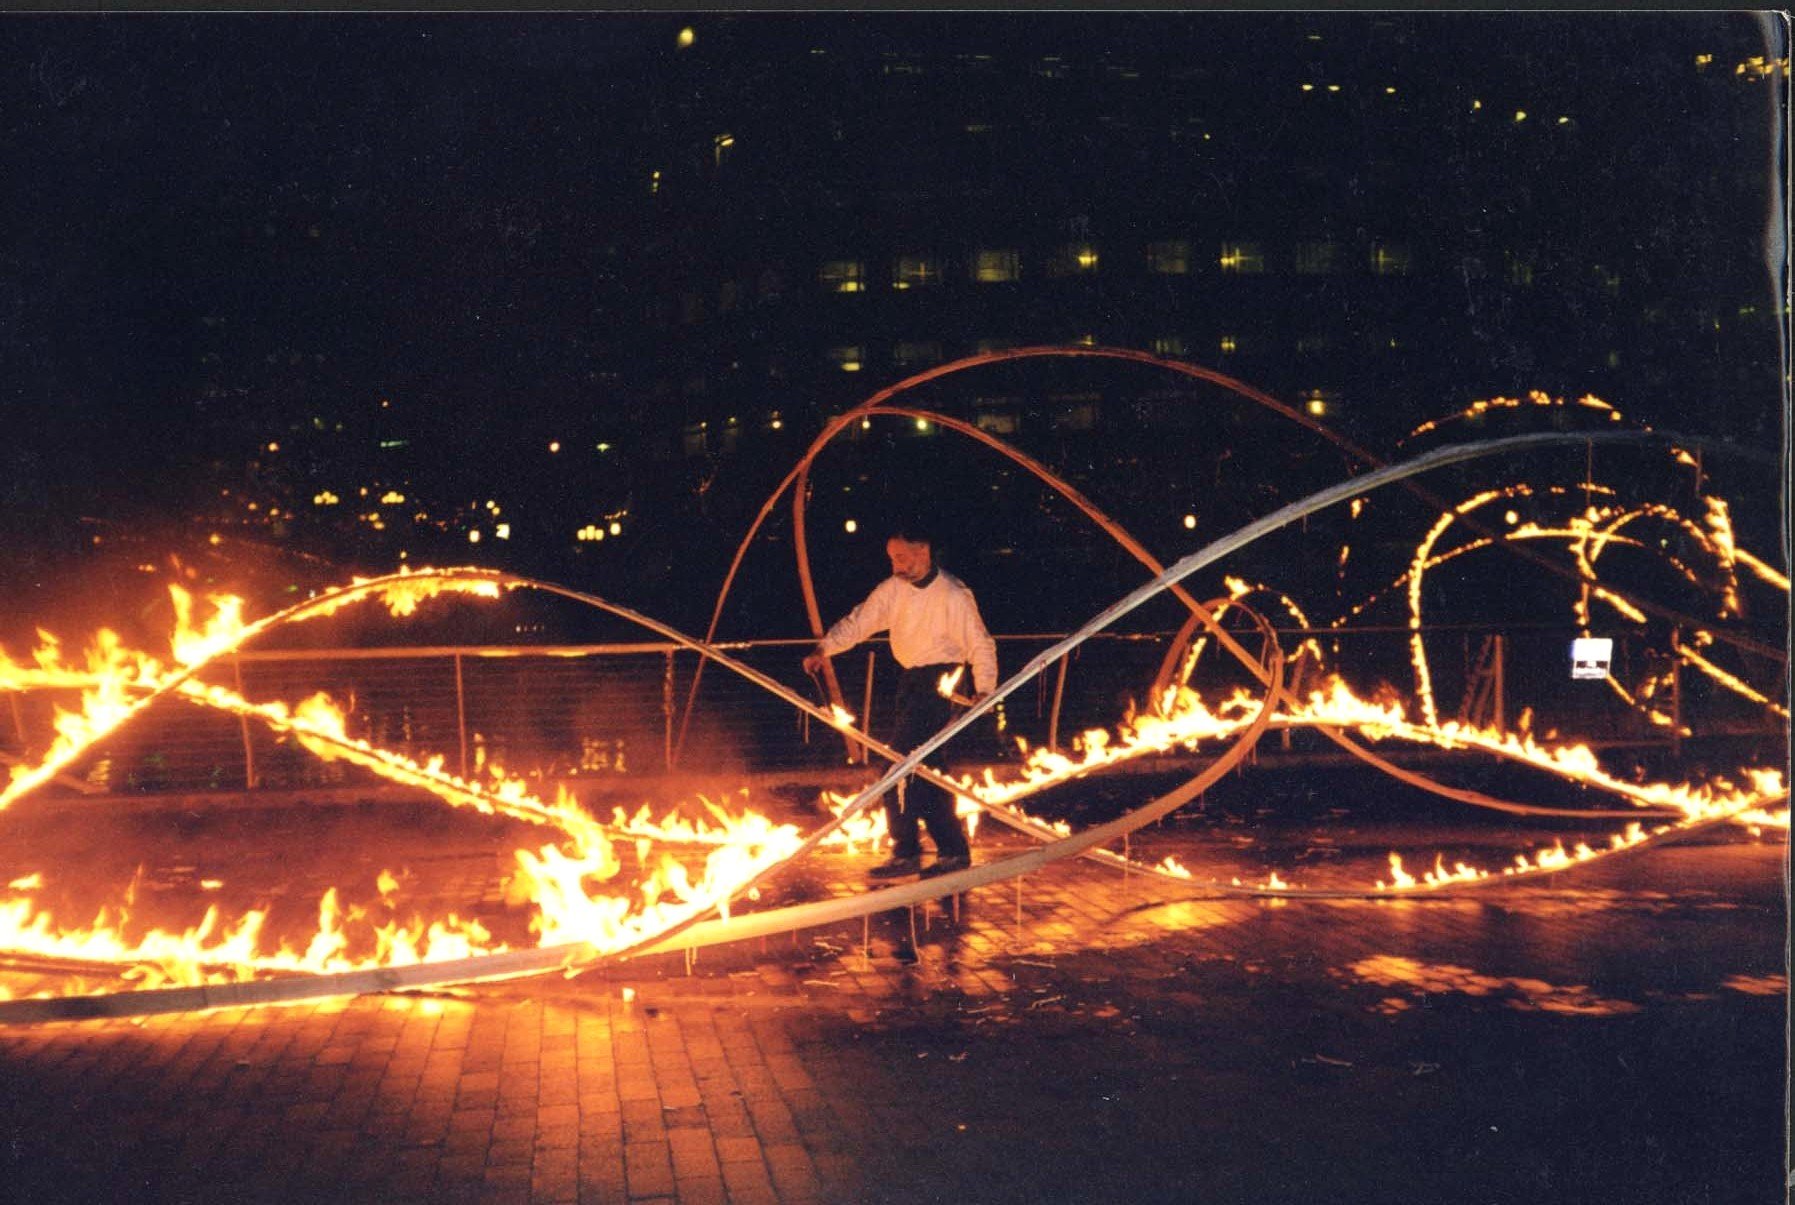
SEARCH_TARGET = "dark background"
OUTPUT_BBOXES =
[0,12,1785,642]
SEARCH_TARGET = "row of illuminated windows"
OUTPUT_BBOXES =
[813,329,1415,374]
[667,242,1584,328]
[675,330,1412,398]
[674,387,1349,457]
[813,241,1414,292]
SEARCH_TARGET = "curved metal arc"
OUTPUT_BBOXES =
[0,428,1758,1024]
[582,429,1691,970]
[679,342,1373,763]
[0,570,515,814]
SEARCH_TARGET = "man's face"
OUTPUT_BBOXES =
[886,537,932,582]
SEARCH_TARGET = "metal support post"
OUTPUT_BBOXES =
[233,655,257,789]
[663,650,676,772]
[1492,633,1505,732]
[1048,654,1069,752]
[454,653,469,779]
[860,649,877,766]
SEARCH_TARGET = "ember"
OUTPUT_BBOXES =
[0,406,1784,1018]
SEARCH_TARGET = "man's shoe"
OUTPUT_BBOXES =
[920,853,971,878]
[868,856,922,880]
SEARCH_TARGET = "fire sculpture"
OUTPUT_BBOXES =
[0,356,1786,1019]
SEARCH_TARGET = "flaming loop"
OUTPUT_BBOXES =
[0,424,1785,1015]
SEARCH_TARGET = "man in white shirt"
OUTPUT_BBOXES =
[803,521,998,879]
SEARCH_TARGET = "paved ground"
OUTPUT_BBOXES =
[0,786,1786,1205]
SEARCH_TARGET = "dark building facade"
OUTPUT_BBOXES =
[618,13,1783,457]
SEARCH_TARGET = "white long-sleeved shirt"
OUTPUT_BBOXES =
[818,570,998,695]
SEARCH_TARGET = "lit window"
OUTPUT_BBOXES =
[818,260,867,293]
[1151,335,1186,357]
[972,249,1021,283]
[713,133,735,167]
[1053,403,1097,431]
[826,346,865,372]
[1369,243,1412,276]
[1219,334,1238,355]
[1146,240,1191,274]
[1293,241,1341,275]
[1046,244,1100,277]
[892,255,944,290]
[676,26,695,49]
[1218,242,1264,274]
[893,340,943,367]
[1300,389,1341,417]
[1505,251,1535,287]
[974,405,1020,435]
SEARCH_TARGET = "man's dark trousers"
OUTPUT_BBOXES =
[885,662,970,860]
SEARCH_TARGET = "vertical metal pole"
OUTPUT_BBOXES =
[1492,633,1505,732]
[663,650,676,772]
[860,650,876,766]
[1670,639,1683,758]
[233,654,256,789]
[454,653,469,779]
[1048,654,1069,752]
[8,692,25,749]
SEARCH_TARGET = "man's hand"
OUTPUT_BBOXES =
[802,650,827,677]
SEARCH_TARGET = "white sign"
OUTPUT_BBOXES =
[1570,637,1613,680]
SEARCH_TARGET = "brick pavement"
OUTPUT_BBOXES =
[0,810,1786,1205]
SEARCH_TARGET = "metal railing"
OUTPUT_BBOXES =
[0,627,1776,800]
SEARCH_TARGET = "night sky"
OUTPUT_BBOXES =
[0,12,1785,601]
